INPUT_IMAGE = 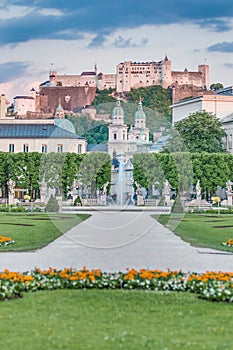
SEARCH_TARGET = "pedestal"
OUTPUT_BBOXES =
[8,194,14,205]
[137,195,144,206]
[56,196,63,212]
[165,194,171,206]
[227,194,232,206]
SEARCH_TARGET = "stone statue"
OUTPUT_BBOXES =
[196,180,201,202]
[164,179,171,206]
[135,181,142,195]
[164,179,171,195]
[226,180,233,206]
[7,179,15,205]
[101,182,109,195]
[226,180,233,194]
[40,179,47,203]
[7,179,15,195]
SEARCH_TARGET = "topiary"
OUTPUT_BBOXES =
[73,196,82,206]
[45,195,59,212]
[171,195,184,213]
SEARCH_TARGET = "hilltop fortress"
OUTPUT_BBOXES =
[2,56,210,119]
[44,56,209,106]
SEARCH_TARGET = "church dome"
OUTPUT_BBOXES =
[134,100,146,120]
[55,118,76,134]
[112,99,124,117]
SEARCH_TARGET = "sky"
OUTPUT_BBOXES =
[0,0,233,102]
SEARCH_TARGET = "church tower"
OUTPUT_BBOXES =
[54,98,65,119]
[108,99,128,157]
[128,99,150,142]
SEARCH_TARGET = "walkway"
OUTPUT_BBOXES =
[1,210,233,272]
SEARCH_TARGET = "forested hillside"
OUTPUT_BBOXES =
[67,86,172,143]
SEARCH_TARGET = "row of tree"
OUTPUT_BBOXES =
[133,152,233,198]
[0,152,111,199]
[0,150,232,200]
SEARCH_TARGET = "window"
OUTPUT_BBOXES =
[113,133,117,140]
[57,144,63,153]
[41,144,47,153]
[9,144,14,153]
[23,144,29,152]
[78,144,82,154]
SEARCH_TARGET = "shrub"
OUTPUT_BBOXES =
[45,195,59,212]
[171,195,184,213]
[73,196,82,206]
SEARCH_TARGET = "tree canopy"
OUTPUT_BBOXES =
[210,83,224,91]
[166,111,226,153]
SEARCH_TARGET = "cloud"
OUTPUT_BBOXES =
[0,1,233,46]
[87,33,106,48]
[208,41,233,52]
[224,63,233,69]
[0,61,30,83]
[112,36,148,48]
[196,18,232,32]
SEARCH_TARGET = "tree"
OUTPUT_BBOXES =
[167,111,226,153]
[78,153,111,196]
[210,83,224,91]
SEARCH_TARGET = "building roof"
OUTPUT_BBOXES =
[112,99,124,117]
[134,100,146,120]
[0,124,85,139]
[81,71,96,76]
[222,113,233,124]
[87,143,108,152]
[216,86,233,96]
[13,96,34,100]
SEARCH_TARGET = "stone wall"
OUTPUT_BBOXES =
[39,86,96,113]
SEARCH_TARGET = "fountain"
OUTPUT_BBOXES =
[111,154,134,207]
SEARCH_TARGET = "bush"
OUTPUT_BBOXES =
[73,196,82,206]
[11,206,26,213]
[45,195,59,212]
[171,196,184,213]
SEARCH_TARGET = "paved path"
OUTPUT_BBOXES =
[1,211,233,273]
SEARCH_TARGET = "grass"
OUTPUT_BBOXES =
[0,289,232,350]
[154,213,233,252]
[0,213,90,251]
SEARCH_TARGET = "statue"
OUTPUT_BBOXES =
[164,179,171,195]
[226,180,233,206]
[40,178,47,203]
[135,181,142,195]
[196,180,201,201]
[7,179,15,195]
[164,179,171,206]
[7,179,15,205]
[101,182,109,195]
[226,180,233,194]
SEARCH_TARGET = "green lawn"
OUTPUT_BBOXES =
[154,213,233,252]
[0,289,232,350]
[0,213,90,251]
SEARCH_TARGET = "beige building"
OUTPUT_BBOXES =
[116,56,209,93]
[48,69,116,91]
[0,119,87,154]
[0,94,10,119]
[13,89,36,117]
[172,93,233,124]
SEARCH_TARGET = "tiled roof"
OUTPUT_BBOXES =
[13,96,34,100]
[81,71,96,76]
[0,124,85,139]
[87,143,108,152]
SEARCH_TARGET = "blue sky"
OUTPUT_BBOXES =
[0,0,233,101]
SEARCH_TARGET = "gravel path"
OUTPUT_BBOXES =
[1,210,233,273]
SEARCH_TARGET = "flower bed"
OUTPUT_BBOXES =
[0,236,14,247]
[223,239,233,247]
[0,267,233,303]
